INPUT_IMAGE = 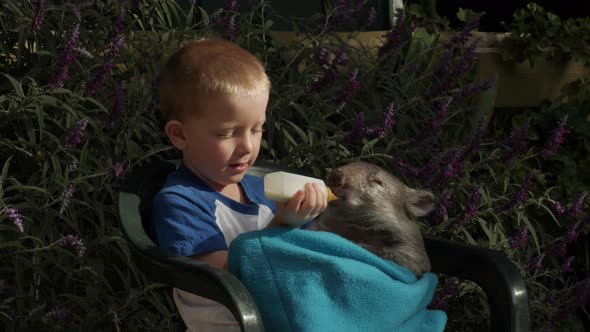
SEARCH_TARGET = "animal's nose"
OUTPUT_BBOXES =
[326,168,344,187]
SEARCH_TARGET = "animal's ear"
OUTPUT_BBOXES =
[406,189,435,217]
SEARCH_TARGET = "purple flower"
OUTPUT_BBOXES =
[224,15,238,41]
[111,162,126,178]
[460,77,494,98]
[509,225,528,249]
[561,256,575,273]
[432,97,453,130]
[564,217,589,244]
[550,240,568,258]
[225,0,239,12]
[326,0,355,31]
[432,14,483,96]
[31,0,47,33]
[539,115,569,159]
[375,102,397,137]
[553,192,586,220]
[335,68,360,111]
[344,113,367,144]
[48,25,80,91]
[307,47,348,94]
[497,120,530,164]
[454,187,481,227]
[59,184,76,214]
[212,0,239,40]
[56,234,86,257]
[85,34,125,97]
[306,68,338,94]
[389,156,420,178]
[553,201,567,215]
[429,277,459,310]
[412,97,453,148]
[441,149,464,183]
[66,119,89,149]
[446,14,483,48]
[527,253,546,271]
[431,190,454,223]
[70,3,81,21]
[108,80,127,129]
[331,47,348,67]
[344,102,397,144]
[108,5,127,39]
[4,207,24,233]
[46,306,73,321]
[417,152,444,183]
[496,173,534,213]
[460,121,487,159]
[365,7,377,29]
[378,11,415,57]
[314,46,333,66]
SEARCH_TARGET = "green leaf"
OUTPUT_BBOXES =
[2,74,24,98]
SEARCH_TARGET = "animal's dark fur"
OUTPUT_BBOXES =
[311,161,434,277]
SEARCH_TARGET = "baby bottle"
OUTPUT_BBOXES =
[263,171,338,203]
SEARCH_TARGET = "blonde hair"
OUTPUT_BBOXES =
[158,38,271,120]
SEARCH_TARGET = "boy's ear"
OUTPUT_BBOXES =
[164,120,187,150]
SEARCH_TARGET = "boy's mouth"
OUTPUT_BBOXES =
[228,162,249,172]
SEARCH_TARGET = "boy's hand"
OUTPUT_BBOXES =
[272,182,328,226]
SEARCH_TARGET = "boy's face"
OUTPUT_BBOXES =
[174,90,269,191]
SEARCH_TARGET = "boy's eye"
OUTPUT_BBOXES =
[216,131,233,138]
[251,127,265,134]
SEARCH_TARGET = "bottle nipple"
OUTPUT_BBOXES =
[326,187,338,202]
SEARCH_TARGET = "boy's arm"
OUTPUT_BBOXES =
[191,250,229,270]
[181,183,327,270]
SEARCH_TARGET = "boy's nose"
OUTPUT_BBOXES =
[237,134,254,153]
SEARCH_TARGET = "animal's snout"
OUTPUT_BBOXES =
[326,168,344,188]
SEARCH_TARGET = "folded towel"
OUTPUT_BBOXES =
[228,228,447,332]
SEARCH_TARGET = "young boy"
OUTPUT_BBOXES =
[152,38,328,331]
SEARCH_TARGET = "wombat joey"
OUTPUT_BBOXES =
[311,161,434,277]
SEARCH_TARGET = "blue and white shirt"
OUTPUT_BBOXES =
[151,163,277,331]
[152,163,277,255]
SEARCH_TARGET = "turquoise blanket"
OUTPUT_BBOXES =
[228,228,447,332]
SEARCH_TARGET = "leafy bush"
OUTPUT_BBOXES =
[499,2,590,66]
[0,1,588,331]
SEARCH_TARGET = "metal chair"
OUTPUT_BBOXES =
[118,159,531,332]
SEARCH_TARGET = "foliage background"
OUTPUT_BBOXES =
[0,1,588,331]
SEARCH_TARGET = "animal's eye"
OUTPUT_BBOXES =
[369,173,383,186]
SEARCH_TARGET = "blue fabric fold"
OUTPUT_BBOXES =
[228,228,447,332]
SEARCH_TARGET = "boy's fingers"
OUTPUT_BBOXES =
[318,183,327,209]
[309,183,325,218]
[303,183,317,214]
[287,190,305,211]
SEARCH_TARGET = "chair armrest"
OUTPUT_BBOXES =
[424,236,530,332]
[119,192,264,332]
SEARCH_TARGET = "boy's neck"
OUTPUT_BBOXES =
[219,182,247,204]
[181,161,248,203]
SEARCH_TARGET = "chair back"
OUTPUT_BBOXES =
[118,159,264,332]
